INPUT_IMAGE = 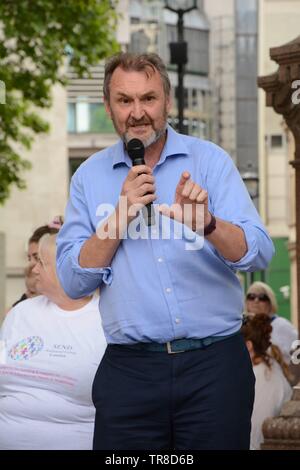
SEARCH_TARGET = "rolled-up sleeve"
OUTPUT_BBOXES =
[208,149,275,272]
[56,169,113,299]
[218,220,275,271]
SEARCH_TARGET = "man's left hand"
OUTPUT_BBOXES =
[159,171,211,232]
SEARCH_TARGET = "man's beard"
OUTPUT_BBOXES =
[110,109,168,148]
[124,122,167,148]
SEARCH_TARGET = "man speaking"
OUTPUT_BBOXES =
[57,52,274,450]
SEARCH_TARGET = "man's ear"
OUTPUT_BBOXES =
[104,99,112,119]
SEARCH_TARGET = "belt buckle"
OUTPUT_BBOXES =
[166,341,185,354]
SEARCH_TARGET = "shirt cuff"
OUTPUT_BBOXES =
[217,221,258,271]
[70,242,113,286]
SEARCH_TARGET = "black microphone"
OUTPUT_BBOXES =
[127,138,155,226]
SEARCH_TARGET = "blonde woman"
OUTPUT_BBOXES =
[0,234,106,450]
[245,281,297,364]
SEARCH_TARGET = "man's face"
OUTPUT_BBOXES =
[104,66,171,148]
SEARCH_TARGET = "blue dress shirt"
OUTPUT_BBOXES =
[57,126,274,344]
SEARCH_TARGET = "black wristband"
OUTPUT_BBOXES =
[204,214,216,236]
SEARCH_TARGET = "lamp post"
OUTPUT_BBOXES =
[241,168,259,201]
[164,0,197,134]
[241,167,266,285]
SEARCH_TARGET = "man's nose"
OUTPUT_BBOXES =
[131,100,145,120]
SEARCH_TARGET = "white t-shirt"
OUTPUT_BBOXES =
[0,294,106,450]
[250,360,292,450]
[271,316,298,364]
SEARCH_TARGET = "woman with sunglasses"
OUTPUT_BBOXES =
[245,281,297,364]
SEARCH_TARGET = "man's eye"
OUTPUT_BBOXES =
[146,96,154,101]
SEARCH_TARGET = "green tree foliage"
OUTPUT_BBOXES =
[0,0,119,203]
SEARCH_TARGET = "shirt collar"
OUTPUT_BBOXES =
[112,139,131,168]
[112,124,189,169]
[158,124,189,166]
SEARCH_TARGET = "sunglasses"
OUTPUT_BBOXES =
[246,293,270,302]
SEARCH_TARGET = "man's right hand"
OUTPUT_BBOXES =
[120,165,157,224]
[80,166,156,269]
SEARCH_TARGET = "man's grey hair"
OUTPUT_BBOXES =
[103,52,171,102]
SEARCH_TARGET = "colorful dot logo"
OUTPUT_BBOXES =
[9,336,44,361]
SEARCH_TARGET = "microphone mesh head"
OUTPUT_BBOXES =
[127,138,145,161]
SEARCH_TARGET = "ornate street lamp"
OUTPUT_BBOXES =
[241,167,265,284]
[164,0,197,134]
[241,169,259,200]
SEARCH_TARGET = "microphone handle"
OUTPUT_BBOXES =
[132,157,145,166]
[132,158,155,226]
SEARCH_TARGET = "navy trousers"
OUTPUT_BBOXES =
[92,332,255,450]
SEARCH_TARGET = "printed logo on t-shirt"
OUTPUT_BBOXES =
[9,336,44,361]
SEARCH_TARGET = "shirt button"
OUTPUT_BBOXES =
[158,258,163,263]
[175,318,180,324]
[165,287,172,293]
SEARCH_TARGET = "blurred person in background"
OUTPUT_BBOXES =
[245,281,297,364]
[12,216,64,307]
[241,314,292,450]
[0,233,106,450]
